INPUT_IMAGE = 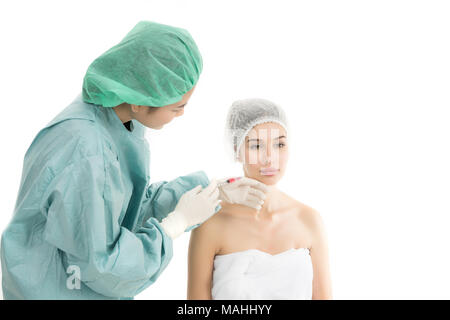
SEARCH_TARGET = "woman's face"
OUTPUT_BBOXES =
[131,86,195,129]
[238,122,289,186]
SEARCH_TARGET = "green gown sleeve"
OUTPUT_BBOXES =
[42,154,174,298]
[139,170,210,224]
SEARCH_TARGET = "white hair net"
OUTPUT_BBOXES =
[225,98,289,161]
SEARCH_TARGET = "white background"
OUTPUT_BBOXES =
[0,0,449,299]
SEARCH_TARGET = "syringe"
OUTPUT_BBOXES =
[217,177,242,187]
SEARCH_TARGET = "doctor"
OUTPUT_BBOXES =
[0,21,267,299]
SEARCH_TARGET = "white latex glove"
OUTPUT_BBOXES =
[160,179,220,239]
[217,177,268,210]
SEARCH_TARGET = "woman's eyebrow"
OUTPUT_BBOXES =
[248,135,286,142]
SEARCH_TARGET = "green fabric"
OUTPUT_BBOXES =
[82,21,202,107]
[1,95,210,299]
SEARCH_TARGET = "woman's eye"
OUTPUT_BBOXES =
[250,145,260,150]
[277,143,286,148]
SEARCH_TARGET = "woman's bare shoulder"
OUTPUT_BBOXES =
[192,202,235,236]
[281,191,324,227]
[282,194,327,249]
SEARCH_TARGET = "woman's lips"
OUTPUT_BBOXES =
[260,168,279,176]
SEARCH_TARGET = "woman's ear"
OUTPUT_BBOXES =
[130,104,141,113]
[236,145,245,163]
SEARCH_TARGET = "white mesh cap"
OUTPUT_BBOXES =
[225,98,289,161]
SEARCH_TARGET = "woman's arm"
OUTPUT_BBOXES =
[187,216,221,299]
[307,209,333,300]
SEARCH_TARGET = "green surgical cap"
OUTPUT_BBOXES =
[82,21,203,107]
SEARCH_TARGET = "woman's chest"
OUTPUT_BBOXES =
[218,212,312,255]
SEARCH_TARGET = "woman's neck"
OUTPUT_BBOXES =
[257,185,281,217]
[221,184,280,220]
[113,103,133,123]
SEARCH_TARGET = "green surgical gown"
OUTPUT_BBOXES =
[1,95,210,299]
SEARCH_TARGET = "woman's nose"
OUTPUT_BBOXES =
[260,145,280,167]
[262,157,272,166]
[260,147,272,165]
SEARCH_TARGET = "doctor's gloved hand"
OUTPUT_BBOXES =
[160,179,220,239]
[218,177,268,210]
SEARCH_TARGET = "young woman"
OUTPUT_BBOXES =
[188,98,332,299]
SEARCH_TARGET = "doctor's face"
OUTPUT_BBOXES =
[238,122,289,186]
[131,86,195,129]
